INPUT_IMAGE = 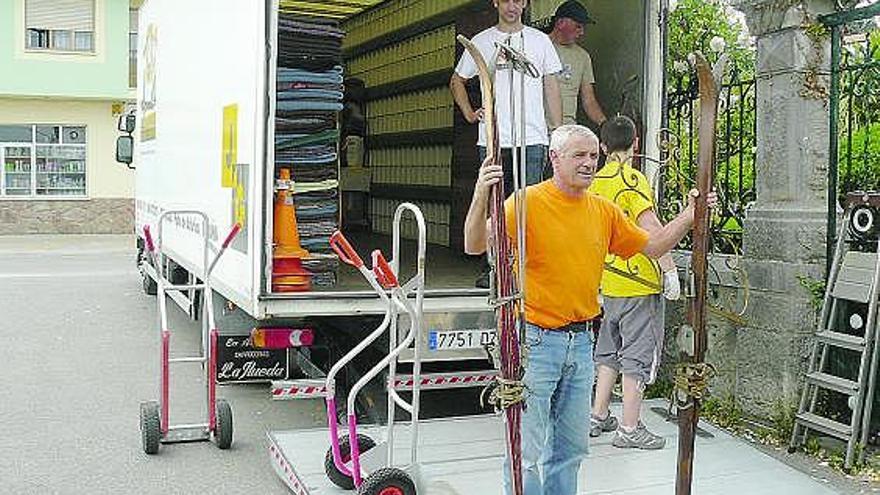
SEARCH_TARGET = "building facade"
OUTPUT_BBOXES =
[0,0,136,233]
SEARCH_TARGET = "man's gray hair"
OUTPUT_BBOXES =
[549,124,597,154]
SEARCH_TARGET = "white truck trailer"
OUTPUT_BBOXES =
[122,0,666,422]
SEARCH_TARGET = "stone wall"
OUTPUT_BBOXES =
[0,198,133,234]
[664,251,823,417]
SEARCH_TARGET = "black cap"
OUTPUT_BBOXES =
[553,0,595,25]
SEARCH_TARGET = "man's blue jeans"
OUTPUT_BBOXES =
[477,145,548,197]
[502,324,593,495]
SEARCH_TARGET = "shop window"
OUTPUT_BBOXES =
[1,125,87,198]
[25,0,95,53]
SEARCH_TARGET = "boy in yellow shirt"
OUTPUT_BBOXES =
[587,115,681,449]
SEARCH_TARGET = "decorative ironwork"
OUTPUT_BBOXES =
[662,61,757,254]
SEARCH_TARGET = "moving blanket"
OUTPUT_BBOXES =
[276,112,336,131]
[274,155,338,165]
[276,100,343,112]
[297,221,337,237]
[277,56,340,71]
[275,129,339,148]
[289,167,337,183]
[276,118,336,134]
[277,82,343,92]
[278,36,342,52]
[278,89,345,101]
[292,188,337,202]
[279,19,344,38]
[300,236,333,251]
[278,67,343,85]
[295,203,338,220]
[273,141,336,153]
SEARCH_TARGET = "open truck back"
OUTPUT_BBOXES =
[128,0,664,412]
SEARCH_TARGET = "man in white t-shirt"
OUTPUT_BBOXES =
[450,0,562,287]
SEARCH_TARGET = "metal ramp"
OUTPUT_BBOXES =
[267,399,839,494]
[790,192,880,470]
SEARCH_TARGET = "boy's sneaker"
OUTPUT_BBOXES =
[589,413,618,437]
[612,422,666,450]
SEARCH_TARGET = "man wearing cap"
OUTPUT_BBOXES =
[548,0,607,127]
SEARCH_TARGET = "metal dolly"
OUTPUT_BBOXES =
[324,202,426,494]
[138,210,241,454]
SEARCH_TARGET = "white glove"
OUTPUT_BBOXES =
[663,269,681,301]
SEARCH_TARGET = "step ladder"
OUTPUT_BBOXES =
[790,193,880,470]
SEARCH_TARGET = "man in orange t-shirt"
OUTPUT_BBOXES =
[463,124,714,495]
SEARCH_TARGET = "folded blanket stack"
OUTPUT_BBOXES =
[275,15,344,289]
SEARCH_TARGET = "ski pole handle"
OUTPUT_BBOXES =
[371,250,398,288]
[143,225,155,253]
[330,231,364,268]
[222,223,241,249]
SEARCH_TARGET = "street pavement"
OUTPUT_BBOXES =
[0,235,325,494]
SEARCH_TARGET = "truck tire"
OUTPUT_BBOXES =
[142,271,158,296]
[214,398,233,449]
[357,467,416,495]
[324,433,375,489]
[138,245,158,296]
[140,401,161,455]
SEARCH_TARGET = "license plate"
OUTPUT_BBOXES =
[428,329,497,351]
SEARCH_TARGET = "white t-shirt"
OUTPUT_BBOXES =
[455,26,562,147]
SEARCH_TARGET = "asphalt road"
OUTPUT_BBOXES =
[0,235,336,494]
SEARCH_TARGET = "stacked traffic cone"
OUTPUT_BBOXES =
[273,168,312,292]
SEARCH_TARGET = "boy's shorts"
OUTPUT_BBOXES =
[594,294,664,385]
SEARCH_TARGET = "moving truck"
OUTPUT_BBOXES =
[122,0,666,417]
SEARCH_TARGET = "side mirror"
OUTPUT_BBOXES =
[116,135,134,166]
[118,113,136,133]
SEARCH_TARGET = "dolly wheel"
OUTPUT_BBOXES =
[214,399,233,449]
[140,401,161,455]
[358,467,416,495]
[324,433,376,489]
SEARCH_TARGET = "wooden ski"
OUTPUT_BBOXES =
[675,52,725,495]
[456,34,524,495]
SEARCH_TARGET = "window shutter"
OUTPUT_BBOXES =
[26,0,95,31]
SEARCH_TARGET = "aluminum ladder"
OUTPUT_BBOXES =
[790,193,880,470]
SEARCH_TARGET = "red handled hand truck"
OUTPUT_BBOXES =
[138,210,240,455]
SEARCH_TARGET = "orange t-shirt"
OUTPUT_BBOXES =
[504,180,649,329]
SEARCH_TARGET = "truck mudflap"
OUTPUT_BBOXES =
[270,370,498,400]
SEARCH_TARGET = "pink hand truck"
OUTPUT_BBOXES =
[138,210,241,455]
[324,202,426,495]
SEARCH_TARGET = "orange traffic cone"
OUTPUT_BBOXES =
[273,168,311,292]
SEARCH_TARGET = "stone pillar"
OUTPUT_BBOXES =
[729,0,835,416]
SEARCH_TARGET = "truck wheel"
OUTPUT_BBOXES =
[140,401,161,455]
[358,467,416,495]
[214,399,233,449]
[142,271,158,296]
[324,433,376,489]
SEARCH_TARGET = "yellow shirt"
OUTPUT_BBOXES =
[504,180,649,328]
[587,161,662,297]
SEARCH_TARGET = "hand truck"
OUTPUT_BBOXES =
[323,202,426,495]
[138,210,241,455]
